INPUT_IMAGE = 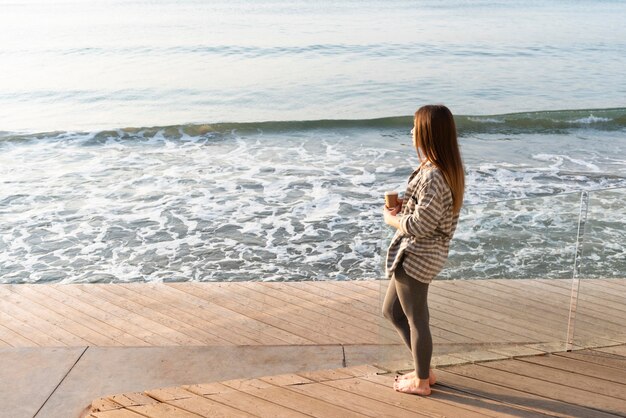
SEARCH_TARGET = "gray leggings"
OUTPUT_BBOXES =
[382,263,432,380]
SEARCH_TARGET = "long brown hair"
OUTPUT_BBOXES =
[414,104,465,213]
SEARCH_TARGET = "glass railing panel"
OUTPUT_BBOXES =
[572,187,626,350]
[378,192,582,373]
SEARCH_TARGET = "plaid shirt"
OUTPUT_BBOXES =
[386,161,459,283]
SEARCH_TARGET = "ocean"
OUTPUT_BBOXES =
[1,0,625,283]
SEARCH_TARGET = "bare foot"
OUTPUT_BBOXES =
[395,369,436,386]
[393,377,431,395]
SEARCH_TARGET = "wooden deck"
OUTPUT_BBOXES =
[2,278,625,417]
[85,345,626,418]
[0,279,624,349]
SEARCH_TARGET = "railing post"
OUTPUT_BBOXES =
[565,190,590,352]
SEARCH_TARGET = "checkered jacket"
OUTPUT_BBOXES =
[386,161,459,283]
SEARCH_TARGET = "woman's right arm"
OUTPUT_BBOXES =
[397,176,444,239]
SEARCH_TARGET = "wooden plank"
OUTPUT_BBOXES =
[75,285,205,345]
[400,319,474,345]
[89,409,146,418]
[0,279,621,351]
[295,281,394,326]
[293,283,405,342]
[524,342,570,354]
[110,392,160,407]
[90,397,124,412]
[220,378,274,391]
[245,282,392,343]
[0,311,58,346]
[486,345,546,358]
[485,279,568,305]
[314,282,387,312]
[144,283,289,345]
[532,280,626,318]
[516,279,626,327]
[520,353,626,385]
[232,282,378,344]
[28,285,151,346]
[451,361,626,414]
[9,285,126,346]
[428,303,533,344]
[332,280,386,301]
[4,285,119,346]
[438,284,615,343]
[486,287,623,347]
[315,280,477,344]
[101,284,233,345]
[54,285,179,346]
[170,282,320,345]
[597,279,626,290]
[145,387,257,418]
[340,364,388,377]
[259,373,313,386]
[434,368,621,418]
[257,282,399,341]
[127,403,203,418]
[324,375,482,418]
[166,283,313,345]
[448,281,623,345]
[256,282,388,337]
[232,385,371,418]
[188,380,357,418]
[117,283,261,345]
[0,286,92,346]
[426,287,555,342]
[392,282,529,344]
[89,284,214,345]
[298,281,395,332]
[359,372,539,418]
[109,392,202,418]
[350,279,540,344]
[184,382,235,396]
[555,350,626,370]
[296,368,354,382]
[484,280,625,334]
[431,283,560,334]
[323,280,380,300]
[571,280,626,303]
[594,345,626,357]
[489,357,626,401]
[180,282,320,344]
[463,280,570,319]
[206,388,310,418]
[428,306,529,343]
[285,381,429,417]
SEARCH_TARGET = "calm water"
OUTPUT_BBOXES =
[1,1,625,283]
[2,0,626,130]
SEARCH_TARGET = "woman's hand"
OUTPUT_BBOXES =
[383,205,402,229]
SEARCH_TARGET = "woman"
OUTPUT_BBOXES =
[382,104,464,395]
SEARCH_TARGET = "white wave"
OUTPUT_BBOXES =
[351,169,376,185]
[2,126,625,284]
[467,117,504,123]
[532,153,600,172]
[568,114,611,124]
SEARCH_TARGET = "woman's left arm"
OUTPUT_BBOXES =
[385,176,444,237]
